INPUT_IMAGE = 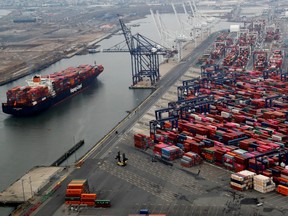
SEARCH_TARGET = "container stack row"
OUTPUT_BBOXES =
[65,179,91,205]
[180,152,202,167]
[210,32,231,60]
[64,179,112,207]
[134,133,151,150]
[134,24,287,195]
[153,143,182,161]
[230,170,256,191]
[6,85,50,105]
[253,174,276,193]
[47,64,97,93]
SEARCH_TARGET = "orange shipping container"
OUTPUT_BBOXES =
[81,193,97,200]
[80,201,95,206]
[69,181,85,185]
[67,184,84,189]
[277,185,288,196]
[70,179,87,182]
[66,189,83,195]
[65,201,81,205]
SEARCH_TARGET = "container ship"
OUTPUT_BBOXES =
[2,64,104,116]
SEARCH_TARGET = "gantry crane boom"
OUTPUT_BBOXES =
[119,16,134,53]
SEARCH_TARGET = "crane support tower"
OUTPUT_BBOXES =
[104,15,176,87]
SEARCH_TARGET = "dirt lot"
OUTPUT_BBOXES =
[0,29,109,83]
[0,6,122,85]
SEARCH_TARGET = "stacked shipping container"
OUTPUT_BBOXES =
[65,179,96,206]
[253,175,276,193]
[230,170,256,191]
[133,24,288,195]
[134,134,151,149]
[134,67,288,195]
[180,152,202,167]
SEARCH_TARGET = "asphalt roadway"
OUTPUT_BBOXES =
[33,33,288,216]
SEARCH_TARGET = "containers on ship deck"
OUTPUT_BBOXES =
[5,64,101,105]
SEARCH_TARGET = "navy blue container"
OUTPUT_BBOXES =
[139,209,149,214]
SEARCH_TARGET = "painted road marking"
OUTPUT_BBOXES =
[215,206,221,216]
[127,152,205,195]
[159,203,164,214]
[182,204,189,216]
[150,203,158,214]
[190,204,196,216]
[99,162,175,202]
[172,203,178,214]
[264,193,283,202]
[266,195,288,206]
[206,205,213,216]
[274,197,288,207]
[197,205,203,216]
[166,204,172,214]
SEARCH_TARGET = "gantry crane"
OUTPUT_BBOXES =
[103,15,176,87]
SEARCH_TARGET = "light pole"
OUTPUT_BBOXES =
[29,176,33,196]
[21,179,25,201]
[73,136,77,162]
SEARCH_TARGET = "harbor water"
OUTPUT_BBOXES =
[0,9,11,18]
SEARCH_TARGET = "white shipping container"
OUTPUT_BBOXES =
[206,117,214,122]
[182,156,192,161]
[227,106,234,110]
[250,79,258,83]
[234,123,241,128]
[254,186,275,193]
[230,182,246,188]
[229,94,236,99]
[190,113,198,118]
[254,174,270,181]
[272,134,282,142]
[180,159,191,164]
[280,174,288,179]
[186,135,193,140]
[246,121,254,126]
[232,108,240,113]
[210,105,216,109]
[237,90,245,95]
[221,111,231,118]
[231,174,246,181]
[238,170,256,177]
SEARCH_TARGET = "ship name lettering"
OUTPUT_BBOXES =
[70,84,83,93]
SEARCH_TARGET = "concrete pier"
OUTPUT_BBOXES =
[0,166,63,205]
